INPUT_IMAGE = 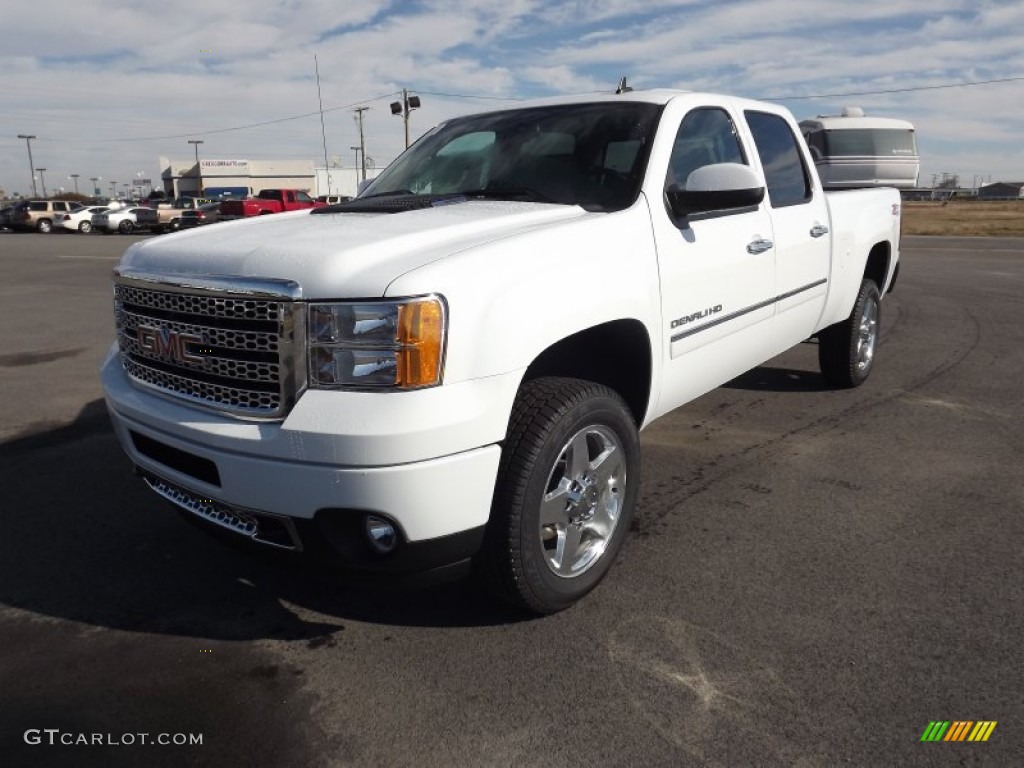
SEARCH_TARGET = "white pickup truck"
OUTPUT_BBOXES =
[102,90,900,613]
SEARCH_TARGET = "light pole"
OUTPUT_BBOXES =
[90,176,101,197]
[37,168,48,198]
[109,181,117,198]
[69,174,80,195]
[188,139,204,195]
[17,134,37,197]
[350,146,362,189]
[390,89,421,149]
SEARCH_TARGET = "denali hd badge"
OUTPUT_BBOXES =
[137,325,205,365]
[671,304,723,329]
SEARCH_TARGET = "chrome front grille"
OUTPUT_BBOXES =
[113,268,304,419]
[116,284,283,321]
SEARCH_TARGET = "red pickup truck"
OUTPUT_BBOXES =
[218,189,324,219]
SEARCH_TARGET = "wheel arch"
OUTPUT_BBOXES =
[863,241,892,292]
[519,319,652,427]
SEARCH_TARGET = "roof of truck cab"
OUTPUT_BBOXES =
[457,89,785,112]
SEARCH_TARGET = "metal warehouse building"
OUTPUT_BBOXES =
[159,157,315,198]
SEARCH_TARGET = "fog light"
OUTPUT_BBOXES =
[365,515,397,554]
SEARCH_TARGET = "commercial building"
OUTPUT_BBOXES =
[977,182,1024,200]
[159,157,315,198]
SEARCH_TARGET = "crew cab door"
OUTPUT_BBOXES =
[743,110,830,344]
[649,103,777,416]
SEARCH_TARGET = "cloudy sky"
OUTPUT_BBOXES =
[2,0,1023,197]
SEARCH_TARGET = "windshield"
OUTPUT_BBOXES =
[823,128,917,157]
[363,102,662,212]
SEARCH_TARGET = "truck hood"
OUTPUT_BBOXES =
[120,201,588,297]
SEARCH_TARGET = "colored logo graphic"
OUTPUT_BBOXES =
[920,721,997,742]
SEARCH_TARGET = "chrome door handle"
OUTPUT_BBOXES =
[810,224,829,238]
[747,238,774,254]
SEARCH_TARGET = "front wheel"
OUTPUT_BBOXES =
[37,218,52,233]
[818,279,881,388]
[118,220,133,234]
[78,221,92,234]
[480,377,640,614]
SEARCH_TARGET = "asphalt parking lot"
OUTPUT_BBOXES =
[1,230,1021,767]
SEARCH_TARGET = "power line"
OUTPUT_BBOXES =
[765,74,1024,101]
[412,90,524,102]
[88,91,401,143]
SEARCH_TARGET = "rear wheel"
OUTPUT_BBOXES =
[118,220,134,234]
[818,279,881,388]
[78,221,92,234]
[37,218,52,233]
[169,218,181,231]
[481,377,640,614]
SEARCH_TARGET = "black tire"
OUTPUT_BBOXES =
[818,279,881,388]
[481,377,640,614]
[78,221,92,234]
[169,218,181,231]
[37,218,52,233]
[118,220,133,234]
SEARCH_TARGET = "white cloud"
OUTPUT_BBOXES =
[1,0,1022,195]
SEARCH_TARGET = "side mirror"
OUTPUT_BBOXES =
[666,162,765,220]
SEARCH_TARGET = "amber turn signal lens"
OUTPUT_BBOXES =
[396,300,445,387]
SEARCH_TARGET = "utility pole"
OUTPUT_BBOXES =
[390,89,421,149]
[90,176,101,196]
[18,134,37,197]
[354,107,369,182]
[37,168,48,198]
[188,139,204,195]
[69,173,80,195]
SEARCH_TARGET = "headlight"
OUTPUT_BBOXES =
[308,296,446,390]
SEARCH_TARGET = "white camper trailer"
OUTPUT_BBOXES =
[800,107,919,189]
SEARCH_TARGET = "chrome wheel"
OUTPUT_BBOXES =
[819,279,882,389]
[482,377,640,613]
[855,295,879,374]
[539,424,626,578]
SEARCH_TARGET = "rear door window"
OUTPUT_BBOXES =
[745,111,812,207]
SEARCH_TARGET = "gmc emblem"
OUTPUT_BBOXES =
[137,325,205,365]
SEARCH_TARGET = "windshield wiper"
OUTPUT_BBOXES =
[356,189,413,200]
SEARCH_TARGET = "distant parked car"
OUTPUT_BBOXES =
[57,206,110,234]
[9,200,84,233]
[178,202,222,229]
[92,206,159,234]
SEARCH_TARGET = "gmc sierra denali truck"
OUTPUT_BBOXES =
[102,90,900,614]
